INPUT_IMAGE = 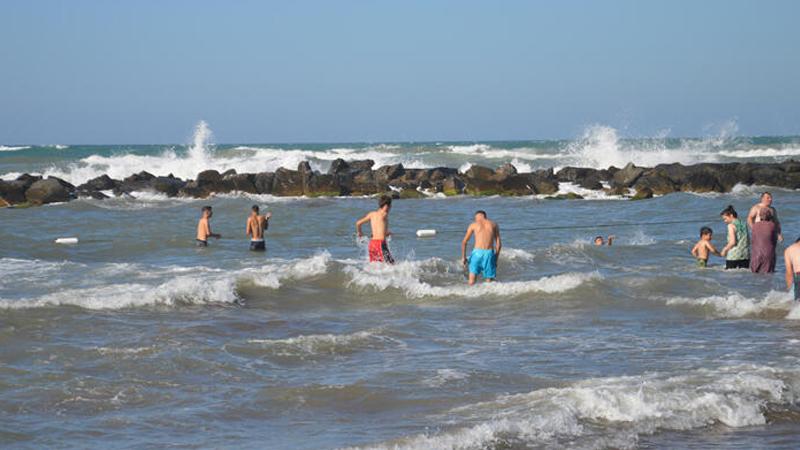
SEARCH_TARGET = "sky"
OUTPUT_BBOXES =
[0,0,798,144]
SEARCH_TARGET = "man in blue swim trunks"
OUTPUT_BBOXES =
[461,210,502,285]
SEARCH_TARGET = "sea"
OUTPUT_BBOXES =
[3,122,800,449]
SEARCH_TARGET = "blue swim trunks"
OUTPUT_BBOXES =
[468,248,497,279]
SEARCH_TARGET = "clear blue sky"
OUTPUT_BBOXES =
[1,0,798,144]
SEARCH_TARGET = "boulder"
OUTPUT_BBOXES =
[272,168,305,196]
[577,174,603,190]
[442,176,465,196]
[117,171,156,193]
[77,174,118,192]
[529,170,559,195]
[25,177,75,205]
[77,190,110,200]
[194,170,234,194]
[546,192,584,200]
[464,165,495,180]
[328,158,350,175]
[611,163,645,188]
[631,187,654,200]
[253,172,275,194]
[399,188,426,199]
[349,159,375,171]
[681,172,723,193]
[152,176,187,197]
[221,169,237,177]
[374,163,405,182]
[556,167,600,183]
[224,173,257,194]
[633,169,677,195]
[0,179,30,205]
[498,174,536,195]
[304,173,345,197]
[494,163,518,181]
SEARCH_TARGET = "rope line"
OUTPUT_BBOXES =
[422,218,716,235]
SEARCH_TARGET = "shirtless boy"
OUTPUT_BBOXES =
[461,210,502,285]
[246,205,271,251]
[196,206,221,247]
[784,239,800,301]
[355,195,394,263]
[691,226,720,268]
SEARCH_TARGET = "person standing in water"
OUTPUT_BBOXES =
[246,205,271,252]
[461,210,502,285]
[196,206,221,247]
[720,205,750,269]
[784,239,800,301]
[749,207,778,273]
[356,195,394,263]
[747,192,783,243]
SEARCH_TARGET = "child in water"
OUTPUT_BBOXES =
[691,227,720,267]
[594,235,614,246]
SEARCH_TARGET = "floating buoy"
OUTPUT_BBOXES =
[416,229,437,238]
[55,237,79,245]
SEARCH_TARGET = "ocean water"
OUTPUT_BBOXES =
[3,123,800,449]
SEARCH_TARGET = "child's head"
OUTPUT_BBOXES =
[700,226,713,240]
[594,236,604,246]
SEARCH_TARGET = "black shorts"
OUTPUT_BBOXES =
[725,259,749,270]
[196,239,208,247]
[250,240,266,251]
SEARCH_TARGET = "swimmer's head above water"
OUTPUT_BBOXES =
[201,205,213,218]
[594,235,614,246]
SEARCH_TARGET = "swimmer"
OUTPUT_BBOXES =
[461,210,502,285]
[785,238,800,301]
[246,205,271,251]
[747,192,783,242]
[196,206,221,247]
[691,226,720,268]
[594,235,614,246]
[355,195,394,263]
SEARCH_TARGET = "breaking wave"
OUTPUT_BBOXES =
[666,290,795,319]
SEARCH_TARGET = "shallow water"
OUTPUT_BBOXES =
[3,185,800,448]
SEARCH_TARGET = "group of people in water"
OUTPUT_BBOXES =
[194,190,800,296]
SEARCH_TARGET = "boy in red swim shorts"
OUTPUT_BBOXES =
[355,195,395,264]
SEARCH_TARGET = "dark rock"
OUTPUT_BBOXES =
[297,161,312,175]
[578,174,604,190]
[464,165,495,180]
[224,173,257,194]
[631,187,654,200]
[254,172,275,194]
[612,163,645,188]
[221,169,237,177]
[633,169,677,195]
[399,188,425,199]
[682,171,723,193]
[196,170,222,184]
[499,174,536,195]
[546,192,584,200]
[328,158,350,175]
[117,171,157,193]
[556,167,600,183]
[16,174,43,187]
[494,163,518,181]
[0,179,31,204]
[349,159,375,171]
[442,176,465,196]
[374,164,405,182]
[304,173,345,197]
[606,185,629,196]
[77,190,110,200]
[178,180,207,198]
[529,173,559,195]
[152,176,187,197]
[25,177,75,205]
[78,174,118,192]
[272,168,305,196]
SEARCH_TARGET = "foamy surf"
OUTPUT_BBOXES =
[243,328,401,358]
[666,290,795,318]
[355,364,800,450]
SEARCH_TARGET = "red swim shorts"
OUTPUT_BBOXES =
[368,239,394,263]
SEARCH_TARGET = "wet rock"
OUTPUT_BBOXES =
[399,188,425,199]
[494,163,518,181]
[78,174,118,192]
[253,172,275,194]
[633,169,677,195]
[349,159,376,172]
[116,171,157,194]
[152,176,187,197]
[25,177,75,205]
[498,174,536,195]
[224,173,257,194]
[304,173,345,197]
[442,176,465,196]
[464,165,495,180]
[374,163,405,182]
[631,187,654,200]
[328,158,350,175]
[0,179,31,204]
[272,168,305,196]
[221,169,237,177]
[612,163,645,188]
[78,190,110,200]
[546,192,584,200]
[529,170,559,195]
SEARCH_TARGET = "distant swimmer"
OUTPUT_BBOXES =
[196,205,221,247]
[594,235,614,246]
[747,192,783,243]
[356,195,394,263]
[246,205,271,251]
[784,238,800,301]
[691,227,720,268]
[461,210,502,285]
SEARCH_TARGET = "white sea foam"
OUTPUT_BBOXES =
[343,257,599,299]
[500,247,536,262]
[0,145,31,152]
[246,328,397,357]
[666,290,794,318]
[239,251,331,288]
[358,364,798,449]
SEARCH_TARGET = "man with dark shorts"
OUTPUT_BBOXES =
[355,195,394,264]
[246,205,271,251]
[196,206,221,247]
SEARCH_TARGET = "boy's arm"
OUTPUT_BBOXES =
[607,235,615,246]
[355,213,371,238]
[461,226,474,265]
[691,242,699,257]
[707,241,721,256]
[785,250,794,291]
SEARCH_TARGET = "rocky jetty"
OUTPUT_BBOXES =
[2,159,800,207]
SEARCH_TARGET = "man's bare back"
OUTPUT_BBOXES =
[359,210,389,240]
[469,219,498,250]
[246,213,270,240]
[784,242,800,298]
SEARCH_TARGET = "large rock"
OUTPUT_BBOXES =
[498,174,537,195]
[224,173,257,194]
[612,163,645,188]
[374,164,405,182]
[194,170,234,194]
[25,177,75,205]
[494,163,518,181]
[116,171,157,194]
[272,168,305,196]
[441,176,465,195]
[631,187,654,200]
[0,177,35,205]
[464,165,495,180]
[152,175,187,197]
[633,169,677,195]
[328,158,350,175]
[254,172,275,194]
[304,173,345,197]
[78,174,118,192]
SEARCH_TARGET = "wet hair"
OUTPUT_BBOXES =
[475,210,487,218]
[202,206,212,213]
[378,195,392,209]
[252,205,259,212]
[594,236,603,242]
[700,226,713,237]
[720,205,738,218]
[761,191,772,199]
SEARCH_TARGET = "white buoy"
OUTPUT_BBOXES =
[55,237,79,245]
[416,229,437,238]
